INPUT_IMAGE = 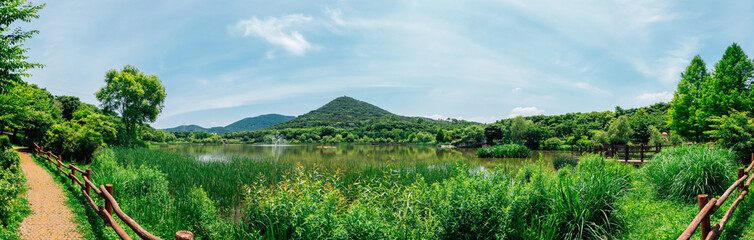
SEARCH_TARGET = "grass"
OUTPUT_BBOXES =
[25,144,754,239]
[0,149,30,240]
[642,145,737,202]
[477,144,531,158]
[552,153,578,170]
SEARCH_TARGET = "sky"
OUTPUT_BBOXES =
[19,0,754,129]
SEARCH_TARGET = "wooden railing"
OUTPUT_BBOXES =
[572,144,666,163]
[32,143,194,240]
[678,153,754,240]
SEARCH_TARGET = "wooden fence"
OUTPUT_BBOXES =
[32,143,194,240]
[572,144,666,163]
[678,153,754,240]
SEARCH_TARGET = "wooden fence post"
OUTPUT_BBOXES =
[105,184,114,217]
[640,144,645,162]
[176,231,194,240]
[738,168,745,191]
[70,163,76,184]
[84,169,91,195]
[624,145,629,162]
[699,194,710,240]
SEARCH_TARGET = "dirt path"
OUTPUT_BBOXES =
[15,147,82,240]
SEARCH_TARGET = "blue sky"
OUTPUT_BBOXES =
[20,0,754,129]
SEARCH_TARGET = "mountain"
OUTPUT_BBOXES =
[164,114,294,133]
[271,96,409,129]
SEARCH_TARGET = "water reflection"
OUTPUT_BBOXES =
[155,144,566,170]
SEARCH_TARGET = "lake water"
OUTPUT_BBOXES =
[155,143,565,170]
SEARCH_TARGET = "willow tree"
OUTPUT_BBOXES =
[0,0,45,93]
[96,65,165,146]
[667,55,708,142]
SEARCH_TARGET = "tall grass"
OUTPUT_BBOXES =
[108,147,464,208]
[81,147,634,239]
[477,144,531,158]
[642,145,737,202]
[0,149,29,240]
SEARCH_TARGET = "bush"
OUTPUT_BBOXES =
[0,136,10,151]
[477,144,531,158]
[0,149,28,239]
[552,154,578,170]
[642,145,736,202]
[542,137,562,150]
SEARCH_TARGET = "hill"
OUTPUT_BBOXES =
[271,96,409,129]
[164,114,294,133]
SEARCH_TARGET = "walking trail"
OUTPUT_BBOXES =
[15,147,82,240]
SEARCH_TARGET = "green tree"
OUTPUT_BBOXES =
[668,55,708,142]
[96,65,166,146]
[701,43,754,120]
[0,0,45,93]
[705,111,754,163]
[509,116,531,143]
[607,116,633,144]
[56,95,82,121]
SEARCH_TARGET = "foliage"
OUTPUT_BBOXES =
[552,153,578,170]
[0,149,29,239]
[477,144,531,158]
[0,0,45,93]
[0,135,9,151]
[592,130,609,146]
[642,145,736,202]
[44,108,117,163]
[0,84,60,146]
[668,55,708,142]
[702,43,754,118]
[542,137,562,150]
[706,110,754,163]
[608,116,633,145]
[96,65,166,147]
[647,125,670,146]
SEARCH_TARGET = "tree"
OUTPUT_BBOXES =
[96,65,166,146]
[700,43,754,120]
[705,110,754,163]
[509,116,531,143]
[668,55,708,142]
[56,96,82,121]
[607,116,633,144]
[0,0,45,93]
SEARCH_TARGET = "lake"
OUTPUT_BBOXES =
[154,143,565,171]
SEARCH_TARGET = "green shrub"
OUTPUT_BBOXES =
[552,154,578,170]
[0,136,10,151]
[642,145,736,202]
[477,144,531,158]
[542,137,562,150]
[0,149,28,239]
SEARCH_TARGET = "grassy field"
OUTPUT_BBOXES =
[31,145,754,239]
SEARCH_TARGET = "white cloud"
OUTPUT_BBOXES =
[234,14,313,55]
[633,37,700,83]
[324,7,344,25]
[512,87,522,93]
[508,106,545,118]
[635,91,673,103]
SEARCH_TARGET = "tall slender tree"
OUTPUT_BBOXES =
[0,0,45,93]
[668,55,708,142]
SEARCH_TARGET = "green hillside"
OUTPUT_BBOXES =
[271,96,408,129]
[164,114,294,133]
